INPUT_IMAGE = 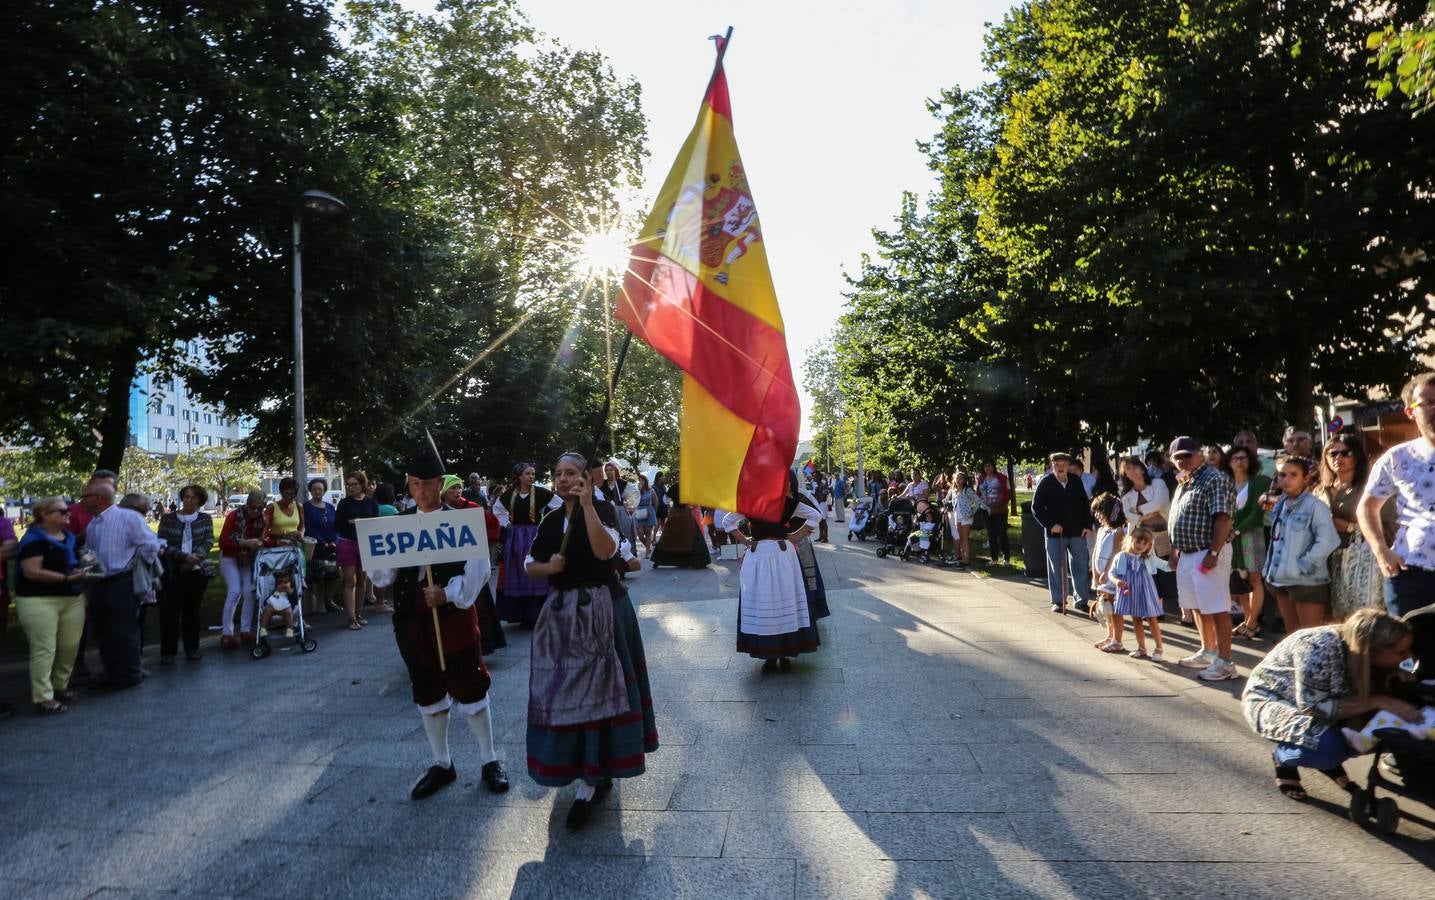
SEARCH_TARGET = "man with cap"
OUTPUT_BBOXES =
[1167,435,1240,681]
[369,438,509,798]
[1031,452,1094,613]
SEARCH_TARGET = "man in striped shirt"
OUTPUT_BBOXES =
[83,482,162,690]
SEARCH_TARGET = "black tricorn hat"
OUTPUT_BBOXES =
[407,430,445,480]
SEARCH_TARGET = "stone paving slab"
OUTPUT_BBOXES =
[2,519,1433,898]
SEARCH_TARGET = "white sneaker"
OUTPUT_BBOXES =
[1176,652,1210,669]
[1197,659,1240,681]
[1149,649,1164,663]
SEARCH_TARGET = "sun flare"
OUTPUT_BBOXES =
[576,229,632,277]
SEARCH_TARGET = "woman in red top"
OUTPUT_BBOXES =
[442,476,507,654]
[218,490,267,646]
[978,461,1012,566]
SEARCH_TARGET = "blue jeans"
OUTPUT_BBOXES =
[1045,534,1092,607]
[1272,727,1352,770]
[1385,566,1435,618]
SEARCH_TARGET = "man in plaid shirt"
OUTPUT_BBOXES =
[1167,436,1240,682]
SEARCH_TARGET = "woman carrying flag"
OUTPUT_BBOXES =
[721,471,823,672]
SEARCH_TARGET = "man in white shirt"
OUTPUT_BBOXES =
[83,482,162,689]
[1360,372,1435,617]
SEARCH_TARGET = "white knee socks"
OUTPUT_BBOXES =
[421,712,452,767]
[463,704,498,765]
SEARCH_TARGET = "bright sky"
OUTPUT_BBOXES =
[404,1,1018,436]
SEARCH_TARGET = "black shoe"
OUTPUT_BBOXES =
[566,797,594,829]
[1073,601,1090,614]
[761,658,778,674]
[594,777,614,804]
[481,760,510,794]
[778,657,793,673]
[410,763,457,800]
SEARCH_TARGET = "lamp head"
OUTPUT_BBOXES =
[299,189,348,216]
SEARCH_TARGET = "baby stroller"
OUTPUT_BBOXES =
[250,543,317,659]
[1348,604,1435,834]
[874,497,915,559]
[847,497,876,542]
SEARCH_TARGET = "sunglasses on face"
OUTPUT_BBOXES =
[1326,449,1354,459]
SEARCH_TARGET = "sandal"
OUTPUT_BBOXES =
[1321,766,1356,793]
[1128,648,1149,659]
[357,615,369,626]
[1275,764,1306,800]
[1100,642,1127,654]
[348,619,364,631]
[35,701,68,715]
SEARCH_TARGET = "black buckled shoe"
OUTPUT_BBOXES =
[410,763,457,800]
[481,760,510,794]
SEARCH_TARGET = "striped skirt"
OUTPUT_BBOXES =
[526,589,658,786]
[497,523,547,626]
[793,536,830,620]
[736,540,820,659]
[1112,566,1164,619]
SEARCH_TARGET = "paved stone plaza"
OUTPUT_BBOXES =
[2,520,1432,898]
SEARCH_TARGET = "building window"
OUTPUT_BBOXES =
[154,427,162,439]
[204,413,212,424]
[166,429,176,440]
[165,404,174,416]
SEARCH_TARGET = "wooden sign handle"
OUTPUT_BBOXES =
[425,564,446,672]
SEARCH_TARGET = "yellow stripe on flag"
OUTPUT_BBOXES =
[677,374,751,513]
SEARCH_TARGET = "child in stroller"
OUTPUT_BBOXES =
[251,545,317,659]
[875,496,915,559]
[1346,603,1435,833]
[902,506,941,563]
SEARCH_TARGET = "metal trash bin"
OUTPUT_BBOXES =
[1020,501,1045,578]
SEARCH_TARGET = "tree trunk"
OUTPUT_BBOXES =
[95,346,141,474]
[1284,353,1316,432]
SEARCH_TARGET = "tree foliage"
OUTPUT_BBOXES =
[2,0,678,483]
[1369,2,1435,115]
[827,0,1435,468]
[170,447,261,502]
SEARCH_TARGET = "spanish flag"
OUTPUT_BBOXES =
[617,32,798,523]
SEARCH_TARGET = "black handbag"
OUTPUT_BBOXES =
[972,507,989,532]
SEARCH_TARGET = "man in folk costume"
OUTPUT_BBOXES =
[721,470,823,672]
[369,438,509,799]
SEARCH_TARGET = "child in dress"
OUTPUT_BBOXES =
[1089,493,1126,652]
[262,572,297,637]
[1107,526,1168,661]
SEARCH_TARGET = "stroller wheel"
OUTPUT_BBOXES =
[846,532,853,541]
[300,638,318,653]
[876,546,888,558]
[251,641,271,660]
[1348,788,1372,826]
[1375,796,1400,834]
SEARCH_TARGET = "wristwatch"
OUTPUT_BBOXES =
[1347,521,1356,535]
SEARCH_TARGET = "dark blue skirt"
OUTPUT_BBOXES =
[526,590,658,786]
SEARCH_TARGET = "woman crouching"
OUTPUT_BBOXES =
[1242,607,1417,800]
[524,452,658,829]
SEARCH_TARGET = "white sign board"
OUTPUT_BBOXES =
[354,507,491,572]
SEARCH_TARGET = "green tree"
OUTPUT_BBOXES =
[116,446,170,499]
[0,448,86,500]
[2,1,364,473]
[170,447,261,504]
[1369,3,1435,115]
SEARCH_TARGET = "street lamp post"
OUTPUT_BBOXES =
[292,189,348,487]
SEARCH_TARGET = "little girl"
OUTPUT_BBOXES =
[1089,493,1126,651]
[262,571,297,638]
[909,507,940,562]
[1107,526,1167,660]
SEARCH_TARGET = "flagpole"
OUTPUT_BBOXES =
[594,26,733,466]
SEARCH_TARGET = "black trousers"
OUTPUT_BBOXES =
[161,570,210,656]
[986,513,1011,560]
[88,575,143,686]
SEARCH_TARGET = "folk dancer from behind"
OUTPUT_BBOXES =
[721,471,823,673]
[369,439,509,799]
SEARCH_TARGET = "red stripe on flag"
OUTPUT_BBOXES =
[618,247,797,520]
[704,65,731,119]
